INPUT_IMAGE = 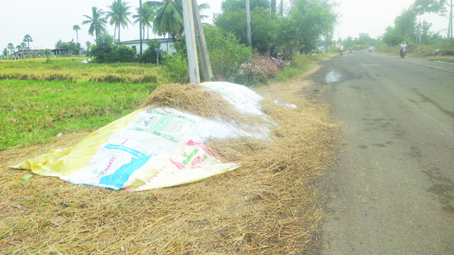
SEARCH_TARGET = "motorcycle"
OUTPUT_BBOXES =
[349,49,352,53]
[400,48,406,58]
[339,50,343,56]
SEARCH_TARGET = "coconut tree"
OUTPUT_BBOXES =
[133,4,155,39]
[146,0,184,39]
[82,7,108,40]
[73,25,81,43]
[106,0,132,42]
[8,43,14,54]
[20,42,26,49]
[16,45,22,51]
[23,34,33,49]
[146,0,210,38]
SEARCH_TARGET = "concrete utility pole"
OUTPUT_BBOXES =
[182,0,200,84]
[449,0,453,39]
[271,0,276,14]
[246,0,252,52]
[280,0,284,16]
[139,0,143,62]
[192,0,213,81]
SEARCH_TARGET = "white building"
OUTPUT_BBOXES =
[118,38,178,54]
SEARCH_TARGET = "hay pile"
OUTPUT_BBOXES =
[142,83,267,126]
[0,67,340,254]
[142,83,239,120]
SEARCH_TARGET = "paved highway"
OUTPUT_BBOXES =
[307,51,454,254]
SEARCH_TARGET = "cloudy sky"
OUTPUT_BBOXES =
[0,0,450,51]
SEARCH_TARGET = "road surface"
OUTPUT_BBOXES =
[306,51,454,254]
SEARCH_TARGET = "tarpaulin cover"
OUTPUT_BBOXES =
[13,82,268,191]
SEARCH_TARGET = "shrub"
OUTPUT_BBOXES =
[163,53,189,83]
[376,43,388,52]
[142,39,163,64]
[203,26,251,80]
[114,45,137,62]
[91,34,137,63]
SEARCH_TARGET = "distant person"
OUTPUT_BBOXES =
[400,42,407,53]
[400,42,407,58]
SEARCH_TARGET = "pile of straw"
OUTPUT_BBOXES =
[0,67,340,254]
[142,83,266,126]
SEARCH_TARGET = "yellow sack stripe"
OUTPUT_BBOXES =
[13,110,143,177]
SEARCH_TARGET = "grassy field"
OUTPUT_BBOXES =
[0,57,164,84]
[0,58,160,150]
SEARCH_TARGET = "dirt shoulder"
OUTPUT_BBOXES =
[0,63,340,254]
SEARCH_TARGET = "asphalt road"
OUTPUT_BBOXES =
[307,51,454,254]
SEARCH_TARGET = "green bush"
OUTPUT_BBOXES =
[115,45,136,62]
[170,26,251,82]
[376,43,388,52]
[163,53,189,83]
[90,34,137,63]
[204,26,251,80]
[142,39,163,64]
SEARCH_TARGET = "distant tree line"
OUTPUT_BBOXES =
[382,0,449,46]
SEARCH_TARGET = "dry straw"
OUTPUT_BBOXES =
[142,83,267,126]
[0,66,340,254]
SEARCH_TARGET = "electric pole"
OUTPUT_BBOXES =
[449,0,453,39]
[279,0,284,17]
[271,0,276,14]
[246,0,252,53]
[192,0,213,81]
[182,0,200,84]
[139,0,143,62]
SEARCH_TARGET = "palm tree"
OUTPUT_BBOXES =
[146,0,209,38]
[23,34,33,49]
[82,7,108,40]
[106,0,132,42]
[8,43,14,54]
[133,4,155,39]
[198,3,210,20]
[73,25,81,43]
[20,42,26,49]
[146,0,183,39]
[16,45,22,52]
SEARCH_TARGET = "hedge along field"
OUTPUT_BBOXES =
[0,58,165,84]
[0,79,157,150]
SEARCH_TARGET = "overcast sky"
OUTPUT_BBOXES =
[0,0,450,51]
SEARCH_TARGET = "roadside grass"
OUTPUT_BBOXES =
[274,55,315,82]
[376,42,454,61]
[422,55,454,63]
[0,79,156,150]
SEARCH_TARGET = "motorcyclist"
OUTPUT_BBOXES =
[339,44,344,56]
[400,42,407,58]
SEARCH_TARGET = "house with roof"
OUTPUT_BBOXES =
[118,37,178,54]
[12,48,71,59]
